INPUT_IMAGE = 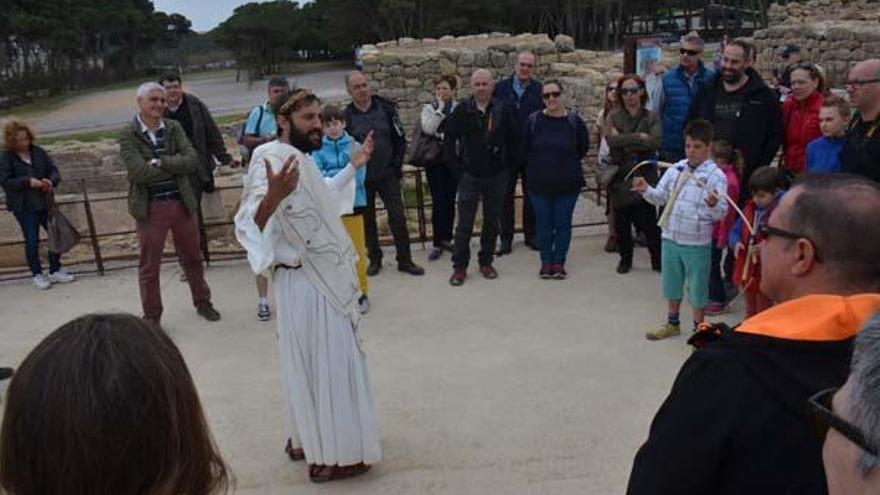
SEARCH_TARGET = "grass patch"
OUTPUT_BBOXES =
[37,129,120,146]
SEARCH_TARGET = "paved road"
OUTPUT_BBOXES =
[29,69,351,136]
[0,233,745,494]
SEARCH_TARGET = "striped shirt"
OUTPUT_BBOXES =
[641,159,729,246]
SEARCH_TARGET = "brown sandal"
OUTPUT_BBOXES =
[284,438,305,461]
[310,463,371,483]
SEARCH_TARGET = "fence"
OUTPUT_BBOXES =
[0,165,607,283]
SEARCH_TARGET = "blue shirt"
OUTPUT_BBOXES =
[244,102,277,138]
[806,136,844,173]
[311,131,367,208]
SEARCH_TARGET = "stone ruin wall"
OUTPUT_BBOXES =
[754,0,880,87]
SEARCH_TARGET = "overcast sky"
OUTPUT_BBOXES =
[152,0,275,32]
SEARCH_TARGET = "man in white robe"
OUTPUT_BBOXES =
[235,89,380,483]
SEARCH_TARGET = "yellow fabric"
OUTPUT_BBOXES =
[342,213,368,296]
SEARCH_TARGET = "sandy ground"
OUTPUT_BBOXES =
[27,69,351,136]
[0,232,745,494]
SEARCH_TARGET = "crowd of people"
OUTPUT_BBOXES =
[0,32,879,493]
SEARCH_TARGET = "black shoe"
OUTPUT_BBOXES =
[496,240,512,256]
[0,367,13,381]
[616,259,632,274]
[428,248,444,261]
[367,261,382,276]
[439,240,454,252]
[196,302,221,322]
[651,260,662,272]
[398,261,425,276]
[525,238,540,251]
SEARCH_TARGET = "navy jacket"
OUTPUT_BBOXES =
[0,145,60,212]
[524,111,589,196]
[659,63,713,159]
[494,75,543,165]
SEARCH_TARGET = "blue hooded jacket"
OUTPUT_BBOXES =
[660,63,714,158]
[312,131,366,208]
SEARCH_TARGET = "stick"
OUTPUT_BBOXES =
[692,176,755,236]
[622,160,675,182]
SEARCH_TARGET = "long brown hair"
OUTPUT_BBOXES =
[602,78,620,117]
[0,314,231,495]
[616,74,648,108]
[712,140,744,178]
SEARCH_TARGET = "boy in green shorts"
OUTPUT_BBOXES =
[632,120,729,340]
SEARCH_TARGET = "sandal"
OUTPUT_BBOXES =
[310,463,371,483]
[284,438,305,461]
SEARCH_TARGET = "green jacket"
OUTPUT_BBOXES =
[119,117,199,221]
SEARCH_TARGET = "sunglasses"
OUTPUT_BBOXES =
[619,87,641,96]
[680,48,701,56]
[808,388,878,456]
[542,91,562,99]
[606,86,617,92]
[846,78,880,88]
[757,223,823,262]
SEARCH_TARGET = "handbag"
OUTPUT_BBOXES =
[409,119,444,168]
[46,192,81,254]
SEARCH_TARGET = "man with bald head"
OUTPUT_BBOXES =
[444,69,517,286]
[841,59,880,182]
[344,70,424,277]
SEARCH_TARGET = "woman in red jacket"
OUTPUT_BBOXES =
[782,63,825,175]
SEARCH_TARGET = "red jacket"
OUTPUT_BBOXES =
[782,91,823,174]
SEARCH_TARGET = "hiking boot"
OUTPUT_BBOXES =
[539,263,554,279]
[616,259,632,274]
[366,261,382,276]
[646,323,681,341]
[196,302,221,322]
[449,270,466,286]
[479,265,498,279]
[553,264,567,280]
[397,261,425,276]
[48,269,75,284]
[705,302,729,316]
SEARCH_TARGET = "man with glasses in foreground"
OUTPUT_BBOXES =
[627,173,880,494]
[842,59,880,182]
[812,312,880,494]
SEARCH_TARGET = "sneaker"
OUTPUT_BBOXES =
[428,248,444,261]
[257,301,271,322]
[705,302,729,316]
[358,295,370,314]
[196,302,221,322]
[479,265,498,279]
[33,273,51,290]
[553,264,567,280]
[449,270,466,286]
[397,261,425,276]
[539,263,554,279]
[646,323,682,341]
[48,269,75,284]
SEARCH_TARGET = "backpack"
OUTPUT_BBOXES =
[237,105,264,166]
[527,109,579,136]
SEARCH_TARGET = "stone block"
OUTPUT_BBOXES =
[439,58,457,76]
[555,34,576,53]
[379,53,401,66]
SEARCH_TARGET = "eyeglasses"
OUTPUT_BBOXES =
[606,86,617,92]
[758,223,823,262]
[846,79,880,88]
[680,48,701,56]
[619,87,641,96]
[808,388,878,456]
[542,91,562,99]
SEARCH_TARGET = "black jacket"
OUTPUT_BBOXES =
[0,145,60,212]
[345,95,407,179]
[493,76,544,138]
[688,68,782,191]
[166,93,232,192]
[626,294,880,495]
[443,96,517,178]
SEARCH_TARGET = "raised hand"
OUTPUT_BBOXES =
[631,176,649,193]
[265,154,300,203]
[351,130,374,169]
[705,190,719,207]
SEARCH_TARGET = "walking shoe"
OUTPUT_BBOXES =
[358,295,370,314]
[616,259,632,274]
[397,261,425,276]
[495,240,512,256]
[285,438,305,461]
[196,302,221,322]
[366,261,382,276]
[646,323,681,341]
[604,235,618,253]
[257,301,271,322]
[479,265,498,279]
[705,302,729,316]
[539,263,554,279]
[48,269,75,284]
[33,273,51,290]
[0,367,14,381]
[428,248,444,261]
[553,264,567,280]
[449,270,466,286]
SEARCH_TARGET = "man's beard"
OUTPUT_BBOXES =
[722,69,745,84]
[288,122,323,153]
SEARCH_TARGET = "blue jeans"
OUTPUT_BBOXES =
[529,192,579,265]
[13,209,61,276]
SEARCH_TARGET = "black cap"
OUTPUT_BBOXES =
[780,44,801,59]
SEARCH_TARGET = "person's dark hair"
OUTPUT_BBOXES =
[616,74,648,107]
[602,77,620,117]
[543,79,565,94]
[786,174,880,290]
[748,166,780,193]
[321,104,346,124]
[268,76,290,90]
[0,314,230,495]
[434,75,457,91]
[159,72,182,85]
[727,38,755,62]
[278,88,321,117]
[684,119,714,145]
[712,140,744,178]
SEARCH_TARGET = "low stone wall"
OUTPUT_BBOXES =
[754,0,880,87]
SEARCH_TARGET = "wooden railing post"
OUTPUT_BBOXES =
[80,179,105,275]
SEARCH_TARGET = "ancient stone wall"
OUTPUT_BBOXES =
[754,0,880,87]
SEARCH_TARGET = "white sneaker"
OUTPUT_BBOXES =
[48,269,75,284]
[257,301,271,322]
[33,274,51,290]
[357,295,370,314]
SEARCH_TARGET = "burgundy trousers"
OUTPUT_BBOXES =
[137,200,211,321]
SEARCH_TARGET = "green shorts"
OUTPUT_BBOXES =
[661,239,711,309]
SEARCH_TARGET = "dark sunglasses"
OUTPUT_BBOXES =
[606,86,617,92]
[757,224,823,262]
[808,388,878,456]
[680,48,701,56]
[542,91,562,99]
[619,87,641,96]
[846,78,880,88]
